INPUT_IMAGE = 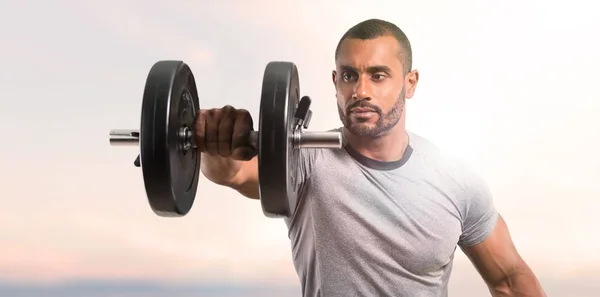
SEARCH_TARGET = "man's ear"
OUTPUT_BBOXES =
[332,70,337,86]
[405,69,419,99]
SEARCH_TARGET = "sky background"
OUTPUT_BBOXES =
[1,0,599,296]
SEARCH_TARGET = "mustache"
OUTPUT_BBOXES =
[345,101,382,113]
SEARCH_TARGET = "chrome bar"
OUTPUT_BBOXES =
[109,129,139,146]
[295,131,342,148]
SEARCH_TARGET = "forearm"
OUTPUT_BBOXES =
[489,265,546,297]
[200,153,259,199]
[200,153,244,185]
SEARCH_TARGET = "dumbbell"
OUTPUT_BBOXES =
[109,60,342,218]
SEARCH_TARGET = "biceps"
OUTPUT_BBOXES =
[461,215,524,285]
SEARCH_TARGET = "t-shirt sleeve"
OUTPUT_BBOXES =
[286,148,318,218]
[458,169,499,248]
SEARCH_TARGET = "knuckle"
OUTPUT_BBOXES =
[195,109,206,120]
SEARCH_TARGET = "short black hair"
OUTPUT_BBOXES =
[335,18,413,74]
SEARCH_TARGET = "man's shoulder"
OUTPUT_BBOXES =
[407,130,483,189]
[326,127,343,133]
[407,130,460,165]
[297,127,344,167]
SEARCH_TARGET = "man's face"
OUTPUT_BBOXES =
[333,36,418,137]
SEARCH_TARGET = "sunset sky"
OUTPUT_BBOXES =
[1,0,599,296]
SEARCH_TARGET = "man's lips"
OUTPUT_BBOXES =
[350,107,376,113]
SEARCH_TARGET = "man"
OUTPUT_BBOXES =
[195,19,546,297]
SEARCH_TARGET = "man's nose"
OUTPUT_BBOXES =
[353,76,371,100]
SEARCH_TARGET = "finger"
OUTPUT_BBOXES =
[231,109,257,161]
[205,108,221,155]
[231,146,257,161]
[194,110,208,152]
[217,105,236,157]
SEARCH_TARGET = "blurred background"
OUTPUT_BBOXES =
[1,0,599,296]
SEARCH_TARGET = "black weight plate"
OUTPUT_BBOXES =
[139,60,200,217]
[258,61,300,218]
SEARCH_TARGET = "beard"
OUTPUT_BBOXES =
[337,88,405,137]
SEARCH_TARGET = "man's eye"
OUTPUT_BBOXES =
[372,73,386,81]
[342,73,356,81]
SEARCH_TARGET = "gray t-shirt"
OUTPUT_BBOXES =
[284,129,499,297]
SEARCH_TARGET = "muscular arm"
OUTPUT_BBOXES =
[456,161,545,297]
[200,154,259,199]
[461,215,546,297]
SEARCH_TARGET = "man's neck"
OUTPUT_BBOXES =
[343,125,409,162]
